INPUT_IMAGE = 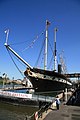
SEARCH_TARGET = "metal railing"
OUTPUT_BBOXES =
[32,94,54,102]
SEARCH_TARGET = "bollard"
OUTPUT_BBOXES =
[34,111,38,120]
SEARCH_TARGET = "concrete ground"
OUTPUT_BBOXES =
[43,103,80,120]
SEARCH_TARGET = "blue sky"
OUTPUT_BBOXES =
[0,0,80,79]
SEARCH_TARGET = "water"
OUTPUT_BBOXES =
[0,84,57,120]
[0,85,38,120]
[7,89,28,93]
[0,101,38,120]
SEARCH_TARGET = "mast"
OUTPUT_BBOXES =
[44,20,50,70]
[4,30,33,69]
[54,28,58,71]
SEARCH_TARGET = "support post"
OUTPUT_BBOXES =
[65,88,68,102]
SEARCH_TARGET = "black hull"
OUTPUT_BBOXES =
[24,68,72,93]
[29,77,71,92]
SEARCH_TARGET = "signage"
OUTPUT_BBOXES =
[0,90,32,99]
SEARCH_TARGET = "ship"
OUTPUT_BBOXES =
[4,20,72,93]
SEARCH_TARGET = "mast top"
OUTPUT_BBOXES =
[5,29,9,45]
[46,20,51,27]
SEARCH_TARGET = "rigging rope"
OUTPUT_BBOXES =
[47,39,57,70]
[34,38,45,68]
[7,49,24,77]
[7,28,55,71]
[9,29,45,50]
[34,31,55,69]
[9,40,29,46]
[48,55,53,69]
[48,40,54,56]
[22,30,45,52]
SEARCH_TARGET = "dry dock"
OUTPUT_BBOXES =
[43,103,80,120]
[38,88,80,120]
